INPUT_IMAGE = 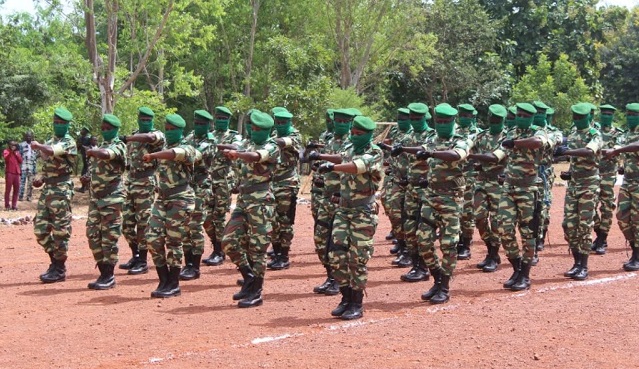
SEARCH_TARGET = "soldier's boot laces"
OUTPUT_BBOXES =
[238,277,263,308]
[564,249,582,278]
[503,257,521,289]
[421,268,441,301]
[341,289,364,320]
[510,261,531,291]
[331,286,352,317]
[572,253,589,281]
[430,274,450,305]
[128,249,148,275]
[151,265,170,298]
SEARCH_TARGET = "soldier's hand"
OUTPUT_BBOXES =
[306,142,320,149]
[318,163,335,174]
[80,175,91,185]
[390,144,403,157]
[501,139,515,149]
[119,135,128,144]
[313,178,325,188]
[308,151,321,161]
[311,161,320,171]
[418,178,429,188]
[473,162,483,172]
[497,174,505,185]
[142,154,152,162]
[415,150,432,160]
[560,171,572,181]
[32,178,43,188]
[274,138,285,147]
[618,167,625,175]
[554,146,568,157]
[603,149,616,159]
[231,186,239,194]
[376,142,392,151]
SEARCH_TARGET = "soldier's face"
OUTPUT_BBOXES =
[101,122,114,131]
[350,128,367,136]
[459,112,473,118]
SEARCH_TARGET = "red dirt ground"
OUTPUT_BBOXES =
[0,180,638,369]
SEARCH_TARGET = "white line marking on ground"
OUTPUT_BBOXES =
[251,333,303,345]
[537,273,636,293]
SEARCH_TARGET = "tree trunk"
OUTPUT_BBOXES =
[239,0,261,135]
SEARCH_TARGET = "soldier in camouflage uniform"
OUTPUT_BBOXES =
[592,104,624,255]
[221,111,280,308]
[181,110,216,280]
[380,122,399,246]
[316,115,382,320]
[308,109,357,295]
[455,104,480,260]
[468,104,508,273]
[267,109,302,270]
[604,103,639,272]
[476,103,548,291]
[555,103,602,280]
[406,103,471,304]
[143,114,200,298]
[85,114,127,290]
[202,106,239,266]
[31,108,77,283]
[119,107,165,275]
[308,110,334,221]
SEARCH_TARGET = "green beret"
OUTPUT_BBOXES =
[274,111,293,120]
[457,103,475,113]
[194,110,214,121]
[326,109,335,119]
[215,106,232,116]
[250,110,275,129]
[507,106,517,115]
[138,106,155,117]
[533,101,550,110]
[599,104,617,111]
[571,103,591,116]
[102,114,121,127]
[516,102,537,115]
[408,102,429,115]
[166,113,186,128]
[588,103,597,111]
[626,103,639,113]
[54,107,73,122]
[434,103,458,117]
[398,107,410,115]
[353,116,376,131]
[271,107,289,115]
[348,108,362,117]
[488,104,507,118]
[546,107,555,115]
[333,108,357,118]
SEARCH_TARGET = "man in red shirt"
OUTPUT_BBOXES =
[4,140,22,210]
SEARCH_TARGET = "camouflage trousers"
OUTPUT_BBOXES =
[594,172,617,233]
[222,201,274,278]
[417,188,463,276]
[313,196,337,266]
[184,187,210,256]
[404,184,426,255]
[473,179,502,246]
[122,180,155,251]
[147,194,195,268]
[204,179,231,247]
[329,206,378,291]
[380,174,393,216]
[538,167,555,240]
[86,200,122,265]
[34,182,74,260]
[19,170,34,200]
[460,176,476,238]
[272,184,299,250]
[562,181,599,255]
[497,185,538,264]
[387,181,408,240]
[616,181,639,242]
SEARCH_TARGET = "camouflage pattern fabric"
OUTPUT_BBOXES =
[616,127,639,242]
[561,128,602,255]
[594,126,624,233]
[34,134,77,261]
[457,126,480,238]
[122,130,164,251]
[310,129,332,220]
[222,139,279,278]
[380,126,399,216]
[272,129,302,251]
[495,126,548,263]
[329,143,383,291]
[86,138,127,265]
[538,126,563,242]
[147,140,199,267]
[386,126,413,241]
[417,134,470,276]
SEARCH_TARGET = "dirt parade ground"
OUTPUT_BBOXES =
[0,180,638,369]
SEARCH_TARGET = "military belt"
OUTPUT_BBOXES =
[238,182,270,194]
[273,168,297,182]
[506,176,538,187]
[339,195,376,208]
[158,183,190,199]
[571,169,599,179]
[129,168,155,179]
[43,174,71,185]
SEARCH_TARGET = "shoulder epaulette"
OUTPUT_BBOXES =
[589,127,598,135]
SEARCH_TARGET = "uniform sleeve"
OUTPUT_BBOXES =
[173,145,197,163]
[151,131,165,146]
[534,129,550,148]
[256,142,279,164]
[586,132,603,153]
[353,148,383,174]
[53,136,78,157]
[451,138,471,161]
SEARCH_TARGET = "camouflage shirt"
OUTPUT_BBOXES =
[599,126,625,173]
[388,127,414,180]
[338,143,383,208]
[472,129,507,178]
[567,127,602,185]
[494,126,548,184]
[186,132,216,190]
[423,133,471,192]
[210,129,240,183]
[273,129,302,185]
[457,125,481,174]
[541,126,563,168]
[619,127,639,182]
[323,134,350,197]
[126,130,165,184]
[39,133,77,182]
[407,129,435,184]
[156,139,201,198]
[89,138,127,206]
[236,138,280,206]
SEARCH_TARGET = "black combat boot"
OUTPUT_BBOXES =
[233,265,256,300]
[457,236,472,260]
[119,243,139,270]
[594,232,608,255]
[623,243,639,271]
[40,252,56,280]
[269,248,290,270]
[591,228,601,252]
[572,253,589,280]
[385,231,395,241]
[476,241,491,269]
[180,250,193,280]
[401,253,430,282]
[40,255,66,283]
[203,241,225,266]
[510,261,531,291]
[180,252,201,280]
[151,265,170,298]
[564,249,582,278]
[421,268,441,301]
[391,240,406,265]
[503,257,521,289]
[92,263,116,290]
[536,229,546,252]
[331,286,352,317]
[482,244,501,273]
[267,243,282,268]
[531,248,539,266]
[154,266,181,298]
[430,274,450,304]
[314,265,339,295]
[128,249,149,275]
[341,289,364,320]
[238,277,264,308]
